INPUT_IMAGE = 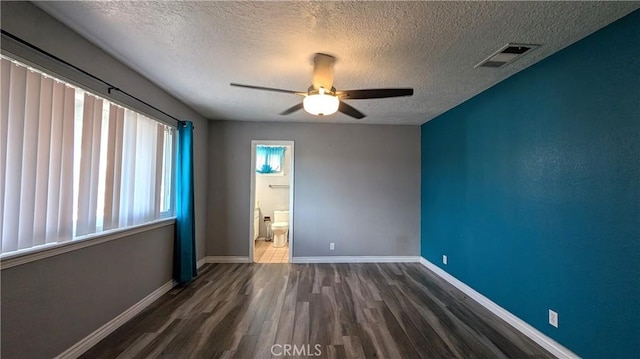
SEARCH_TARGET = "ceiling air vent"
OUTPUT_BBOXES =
[475,43,539,68]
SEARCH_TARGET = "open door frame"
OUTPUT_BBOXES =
[249,140,294,263]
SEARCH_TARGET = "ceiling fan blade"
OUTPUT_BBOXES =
[337,88,414,99]
[338,101,366,119]
[280,103,304,115]
[230,83,305,95]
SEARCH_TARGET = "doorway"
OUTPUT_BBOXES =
[249,140,294,263]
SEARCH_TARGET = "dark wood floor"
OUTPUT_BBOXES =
[82,263,553,358]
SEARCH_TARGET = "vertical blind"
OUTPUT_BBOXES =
[75,99,167,235]
[0,56,174,255]
[1,57,75,253]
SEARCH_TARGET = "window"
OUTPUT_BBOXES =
[0,55,174,256]
[256,145,286,174]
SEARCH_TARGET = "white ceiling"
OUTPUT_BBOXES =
[35,1,638,125]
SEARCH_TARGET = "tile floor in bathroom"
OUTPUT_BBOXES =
[254,239,289,263]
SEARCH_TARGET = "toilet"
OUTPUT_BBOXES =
[271,210,289,248]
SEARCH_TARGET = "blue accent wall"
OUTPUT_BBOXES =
[421,11,639,358]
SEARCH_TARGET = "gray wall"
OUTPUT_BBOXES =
[1,224,174,359]
[207,120,421,257]
[0,2,209,357]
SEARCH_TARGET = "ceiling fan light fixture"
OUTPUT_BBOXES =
[231,53,414,119]
[303,93,339,116]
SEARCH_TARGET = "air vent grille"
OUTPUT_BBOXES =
[481,61,508,68]
[502,46,531,54]
[476,43,539,68]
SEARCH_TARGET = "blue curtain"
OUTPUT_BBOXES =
[174,121,197,284]
[256,145,286,174]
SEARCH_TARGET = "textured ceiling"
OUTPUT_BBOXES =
[35,1,638,125]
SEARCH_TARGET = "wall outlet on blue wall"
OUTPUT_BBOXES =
[549,310,559,328]
[442,255,447,265]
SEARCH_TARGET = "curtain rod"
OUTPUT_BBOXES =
[0,29,185,127]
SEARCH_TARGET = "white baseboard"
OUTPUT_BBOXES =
[291,256,420,264]
[56,280,176,359]
[205,256,251,263]
[418,257,579,359]
[196,257,207,268]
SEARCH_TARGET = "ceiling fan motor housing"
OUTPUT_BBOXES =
[307,85,337,96]
[312,53,336,90]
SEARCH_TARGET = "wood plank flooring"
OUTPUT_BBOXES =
[81,263,553,358]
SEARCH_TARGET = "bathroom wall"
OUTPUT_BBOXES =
[255,145,292,237]
[207,120,420,258]
[421,10,639,358]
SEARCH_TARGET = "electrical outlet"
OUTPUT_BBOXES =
[549,309,558,328]
[329,242,335,250]
[442,255,448,265]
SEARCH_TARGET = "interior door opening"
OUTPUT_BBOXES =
[249,140,294,263]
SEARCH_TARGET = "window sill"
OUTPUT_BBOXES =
[0,218,176,270]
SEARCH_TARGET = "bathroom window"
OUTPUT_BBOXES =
[256,145,286,175]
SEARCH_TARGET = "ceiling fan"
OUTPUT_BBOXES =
[230,53,413,119]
